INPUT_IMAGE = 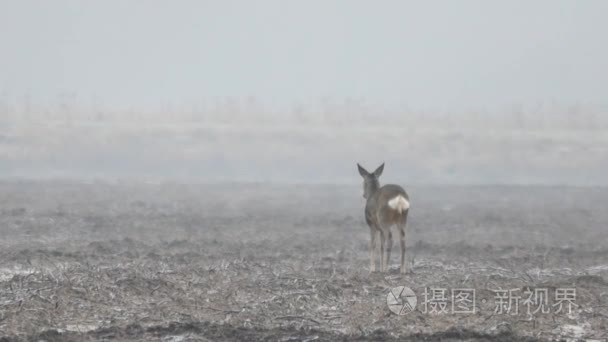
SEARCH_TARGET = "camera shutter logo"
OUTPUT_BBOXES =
[387,286,417,315]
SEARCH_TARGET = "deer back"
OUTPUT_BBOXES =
[365,184,409,228]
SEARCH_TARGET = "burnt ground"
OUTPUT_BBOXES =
[0,181,607,341]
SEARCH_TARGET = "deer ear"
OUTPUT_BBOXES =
[357,163,370,177]
[373,163,384,177]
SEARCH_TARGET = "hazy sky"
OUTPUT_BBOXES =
[1,0,607,110]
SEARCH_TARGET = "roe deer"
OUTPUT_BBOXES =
[357,163,410,273]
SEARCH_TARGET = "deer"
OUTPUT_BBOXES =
[357,163,410,274]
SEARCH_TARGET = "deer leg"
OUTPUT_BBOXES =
[369,228,377,273]
[385,230,393,272]
[378,229,386,272]
[399,216,408,274]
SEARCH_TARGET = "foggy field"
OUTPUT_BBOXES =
[3,1,608,341]
[1,181,607,341]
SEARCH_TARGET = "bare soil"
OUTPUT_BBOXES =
[0,181,607,341]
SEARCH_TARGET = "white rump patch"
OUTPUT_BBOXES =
[388,195,410,213]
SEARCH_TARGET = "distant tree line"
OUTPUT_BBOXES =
[0,94,606,130]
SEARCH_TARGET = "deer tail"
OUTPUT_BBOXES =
[388,195,410,214]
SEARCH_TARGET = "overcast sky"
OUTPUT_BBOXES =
[1,0,606,110]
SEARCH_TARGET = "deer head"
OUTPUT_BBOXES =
[357,163,384,199]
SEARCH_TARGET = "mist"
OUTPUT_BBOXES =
[3,2,608,340]
[1,0,607,184]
